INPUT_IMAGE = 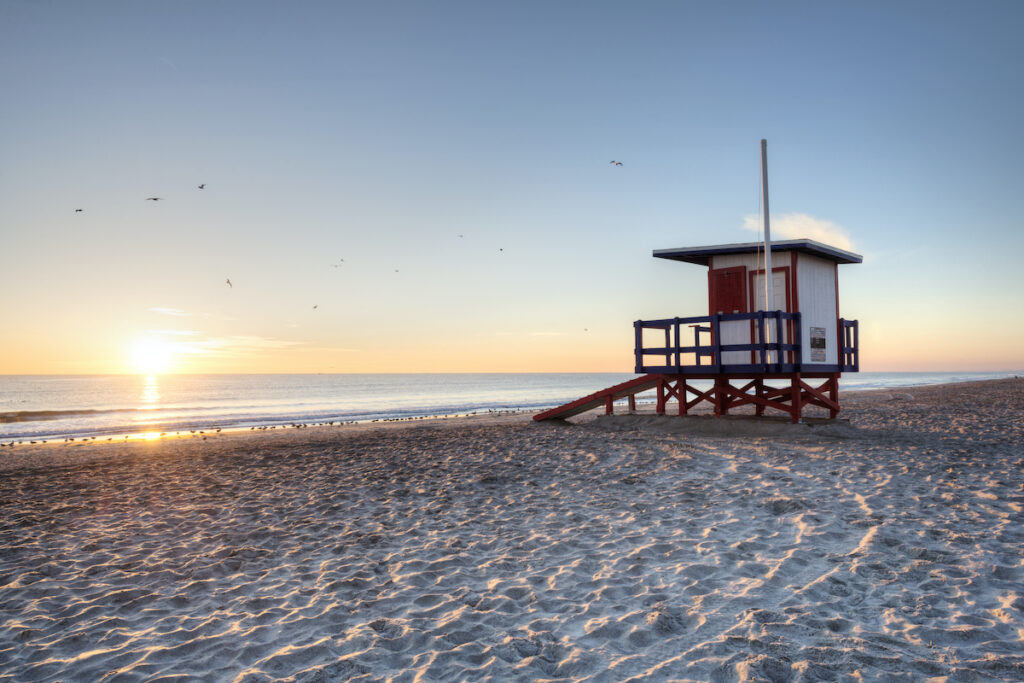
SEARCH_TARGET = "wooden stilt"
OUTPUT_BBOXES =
[828,374,839,418]
[714,377,727,416]
[790,373,801,423]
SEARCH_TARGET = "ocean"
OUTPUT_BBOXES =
[1,371,1019,443]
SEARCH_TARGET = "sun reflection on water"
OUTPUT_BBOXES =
[141,374,160,408]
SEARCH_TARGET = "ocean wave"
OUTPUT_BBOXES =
[0,408,132,423]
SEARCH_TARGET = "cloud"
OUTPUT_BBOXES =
[151,307,188,317]
[742,213,855,251]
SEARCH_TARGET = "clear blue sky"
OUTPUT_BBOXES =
[2,1,1022,373]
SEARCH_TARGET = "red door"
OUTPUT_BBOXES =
[708,266,748,314]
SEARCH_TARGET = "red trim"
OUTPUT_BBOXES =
[791,253,800,365]
[707,257,712,314]
[835,266,842,368]
[790,252,800,312]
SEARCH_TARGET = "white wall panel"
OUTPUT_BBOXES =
[796,254,838,365]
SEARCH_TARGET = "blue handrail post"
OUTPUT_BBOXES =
[663,326,671,368]
[693,323,701,367]
[757,311,767,372]
[711,314,721,373]
[673,317,681,372]
[774,311,784,371]
[852,319,859,371]
[792,313,802,371]
[634,320,642,373]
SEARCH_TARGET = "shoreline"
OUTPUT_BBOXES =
[2,371,1020,447]
[1,378,1022,680]
[1,376,1019,461]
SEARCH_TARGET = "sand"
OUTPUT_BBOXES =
[1,378,1022,681]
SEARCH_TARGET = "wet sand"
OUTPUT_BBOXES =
[1,378,1022,681]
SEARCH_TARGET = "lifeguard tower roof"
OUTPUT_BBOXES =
[653,238,862,266]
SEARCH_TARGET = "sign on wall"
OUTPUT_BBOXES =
[810,327,827,362]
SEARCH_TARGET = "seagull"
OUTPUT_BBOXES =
[146,197,163,201]
[610,160,623,167]
[198,184,205,190]
[226,278,232,288]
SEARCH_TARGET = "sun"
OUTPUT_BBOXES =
[129,337,177,374]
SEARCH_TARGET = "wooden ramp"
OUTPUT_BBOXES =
[533,374,659,421]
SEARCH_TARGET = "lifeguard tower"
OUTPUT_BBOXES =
[535,141,862,423]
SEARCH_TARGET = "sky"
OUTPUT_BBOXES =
[2,1,1022,374]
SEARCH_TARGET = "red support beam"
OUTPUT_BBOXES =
[685,384,716,412]
[714,377,728,416]
[828,375,839,418]
[534,371,847,422]
[790,373,802,423]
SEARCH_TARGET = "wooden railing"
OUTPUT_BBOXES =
[840,318,859,372]
[634,312,858,374]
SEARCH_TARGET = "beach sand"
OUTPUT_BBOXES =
[1,378,1022,681]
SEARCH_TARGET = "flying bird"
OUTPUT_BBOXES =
[198,184,205,190]
[226,278,232,288]
[146,197,163,201]
[610,160,623,167]
[75,209,83,213]
[313,305,318,309]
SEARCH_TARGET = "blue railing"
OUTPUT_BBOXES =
[634,312,858,374]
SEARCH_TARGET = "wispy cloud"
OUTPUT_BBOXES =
[182,335,306,357]
[151,307,188,317]
[147,331,306,357]
[742,213,855,252]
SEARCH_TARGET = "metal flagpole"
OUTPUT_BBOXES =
[761,139,774,364]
